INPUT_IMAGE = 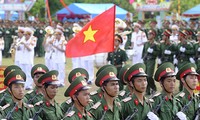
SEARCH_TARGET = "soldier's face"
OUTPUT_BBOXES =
[10,83,25,100]
[44,85,58,99]
[183,74,198,90]
[24,34,30,40]
[75,89,90,107]
[132,77,147,92]
[162,76,176,93]
[104,80,119,97]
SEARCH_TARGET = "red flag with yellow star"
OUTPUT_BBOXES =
[65,5,116,57]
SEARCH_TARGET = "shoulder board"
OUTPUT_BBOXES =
[179,92,185,98]
[148,98,154,103]
[122,97,132,103]
[175,98,181,102]
[34,101,43,106]
[90,91,97,95]
[66,111,75,117]
[26,90,34,94]
[153,92,161,97]
[2,104,10,110]
[65,98,72,104]
[24,103,34,108]
[119,90,126,96]
[0,89,6,94]
[91,101,101,109]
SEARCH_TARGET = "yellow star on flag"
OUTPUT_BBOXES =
[83,25,98,43]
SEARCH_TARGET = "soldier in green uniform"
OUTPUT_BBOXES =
[175,63,199,120]
[153,62,184,120]
[61,68,89,114]
[148,20,160,42]
[176,30,195,91]
[142,30,159,95]
[63,76,94,120]
[35,22,45,57]
[121,63,159,120]
[23,64,49,105]
[89,66,121,120]
[107,34,128,91]
[34,70,63,120]
[3,23,13,57]
[1,70,35,119]
[0,65,21,106]
[158,30,176,65]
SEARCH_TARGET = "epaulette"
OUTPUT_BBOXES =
[160,40,165,43]
[119,90,126,96]
[175,98,181,102]
[24,103,34,108]
[148,98,154,103]
[91,101,101,109]
[122,97,132,103]
[153,92,161,98]
[34,101,43,106]
[0,89,6,94]
[90,91,97,95]
[65,98,72,104]
[2,104,10,110]
[178,92,185,98]
[26,90,33,94]
[66,111,75,117]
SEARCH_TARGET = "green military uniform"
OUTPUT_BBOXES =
[3,26,12,57]
[142,30,159,94]
[63,76,93,120]
[23,64,49,105]
[153,62,182,120]
[90,67,121,120]
[121,63,152,120]
[35,27,45,57]
[175,63,199,120]
[34,70,63,120]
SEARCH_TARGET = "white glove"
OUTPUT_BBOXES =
[198,47,200,52]
[147,112,159,120]
[147,48,153,53]
[180,47,186,52]
[164,50,171,55]
[157,58,161,65]
[189,57,195,63]
[173,58,178,65]
[176,112,187,120]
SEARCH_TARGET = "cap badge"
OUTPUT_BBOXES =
[16,75,22,79]
[166,68,171,72]
[37,67,42,71]
[76,72,81,77]
[52,75,57,80]
[81,80,87,86]
[139,68,144,72]
[109,72,115,77]
[191,67,195,72]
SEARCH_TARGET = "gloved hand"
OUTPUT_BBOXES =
[157,58,161,65]
[147,48,153,53]
[164,50,171,55]
[176,111,187,120]
[147,112,159,120]
[189,57,195,63]
[198,47,200,52]
[180,46,186,52]
[173,58,178,65]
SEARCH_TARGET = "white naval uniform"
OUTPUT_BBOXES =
[0,37,4,65]
[131,30,147,64]
[51,38,66,85]
[20,36,37,89]
[14,36,25,68]
[44,35,54,70]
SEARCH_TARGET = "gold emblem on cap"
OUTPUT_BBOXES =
[109,72,115,77]
[76,72,81,77]
[139,68,144,72]
[37,67,42,71]
[81,80,87,86]
[11,69,15,72]
[166,68,171,72]
[16,75,22,79]
[52,75,57,80]
[191,67,195,72]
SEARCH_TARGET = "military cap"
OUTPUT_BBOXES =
[31,64,49,78]
[179,30,187,37]
[115,18,127,29]
[45,26,54,34]
[132,22,141,28]
[176,63,198,80]
[124,63,147,82]
[4,70,26,86]
[171,25,179,31]
[38,70,60,85]
[24,27,33,36]
[154,62,176,82]
[162,30,171,37]
[148,30,156,36]
[118,64,132,85]
[54,29,63,35]
[96,64,115,77]
[64,76,90,97]
[18,27,25,33]
[95,67,119,87]
[150,20,157,25]
[4,65,21,77]
[138,20,145,25]
[68,68,89,83]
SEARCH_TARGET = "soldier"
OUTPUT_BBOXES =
[153,62,184,120]
[121,63,159,120]
[61,68,89,114]
[3,23,12,57]
[89,66,121,120]
[170,25,179,44]
[142,30,159,95]
[1,70,35,119]
[148,20,160,42]
[34,70,63,120]
[23,64,49,105]
[63,76,93,120]
[158,30,176,65]
[175,63,199,120]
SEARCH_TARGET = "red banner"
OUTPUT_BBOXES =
[0,66,7,91]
